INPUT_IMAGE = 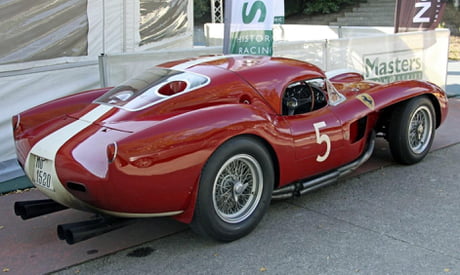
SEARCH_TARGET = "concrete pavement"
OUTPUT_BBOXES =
[1,63,459,274]
[53,140,460,275]
[49,65,460,274]
[448,61,460,98]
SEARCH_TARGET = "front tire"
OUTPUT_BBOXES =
[388,96,435,164]
[191,137,274,241]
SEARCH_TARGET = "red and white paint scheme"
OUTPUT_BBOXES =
[13,55,448,242]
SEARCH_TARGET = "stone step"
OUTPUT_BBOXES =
[345,11,395,18]
[357,3,396,8]
[330,21,394,26]
[353,6,396,13]
[332,0,396,27]
[337,16,394,22]
[335,19,394,23]
[334,18,394,26]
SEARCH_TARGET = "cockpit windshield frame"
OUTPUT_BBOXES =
[95,67,210,111]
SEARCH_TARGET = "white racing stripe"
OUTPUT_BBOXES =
[23,100,186,217]
[21,56,234,215]
[24,105,113,210]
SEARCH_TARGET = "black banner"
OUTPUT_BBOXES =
[395,0,447,33]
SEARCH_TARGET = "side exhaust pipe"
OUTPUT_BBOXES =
[272,131,376,200]
[57,216,133,244]
[14,199,68,220]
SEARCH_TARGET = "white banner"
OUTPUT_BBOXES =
[227,0,274,56]
[274,1,284,24]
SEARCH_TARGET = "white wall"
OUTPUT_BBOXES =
[0,0,194,182]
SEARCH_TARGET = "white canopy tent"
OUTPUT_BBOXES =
[0,0,193,181]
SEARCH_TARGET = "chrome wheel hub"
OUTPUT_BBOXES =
[233,180,248,202]
[212,154,263,224]
[408,105,433,154]
[417,124,424,140]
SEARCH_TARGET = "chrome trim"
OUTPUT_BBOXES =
[13,114,21,131]
[94,208,184,218]
[108,141,118,163]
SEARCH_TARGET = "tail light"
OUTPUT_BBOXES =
[12,114,20,131]
[106,142,118,163]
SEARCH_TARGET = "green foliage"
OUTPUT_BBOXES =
[303,0,356,15]
[193,0,362,21]
[194,0,211,21]
[285,0,304,17]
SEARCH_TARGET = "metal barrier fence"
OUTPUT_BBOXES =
[100,26,448,90]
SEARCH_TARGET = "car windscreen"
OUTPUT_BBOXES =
[95,67,209,111]
[305,78,346,106]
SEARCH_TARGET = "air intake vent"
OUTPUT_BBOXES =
[67,182,87,192]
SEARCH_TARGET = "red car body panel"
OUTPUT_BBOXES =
[13,55,448,224]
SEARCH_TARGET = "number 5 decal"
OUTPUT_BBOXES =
[314,121,331,162]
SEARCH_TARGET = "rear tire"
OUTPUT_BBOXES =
[388,96,435,165]
[191,137,274,241]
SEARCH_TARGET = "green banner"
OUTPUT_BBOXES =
[274,16,285,24]
[230,30,273,56]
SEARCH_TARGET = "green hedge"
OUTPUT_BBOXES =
[288,0,363,15]
[194,0,362,21]
[195,0,211,21]
[303,0,358,15]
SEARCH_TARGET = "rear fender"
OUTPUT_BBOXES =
[15,88,110,133]
[114,104,294,223]
[13,88,112,164]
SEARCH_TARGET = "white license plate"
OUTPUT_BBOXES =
[32,155,55,191]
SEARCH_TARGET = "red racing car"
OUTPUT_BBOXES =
[12,55,448,244]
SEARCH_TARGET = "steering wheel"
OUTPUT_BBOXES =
[283,83,314,115]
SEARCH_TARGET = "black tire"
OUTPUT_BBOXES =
[388,96,436,165]
[191,137,274,241]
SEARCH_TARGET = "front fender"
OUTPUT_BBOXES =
[366,80,448,127]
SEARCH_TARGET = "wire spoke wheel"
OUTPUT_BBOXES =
[408,105,433,154]
[212,154,263,224]
[389,96,436,165]
[191,137,273,241]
